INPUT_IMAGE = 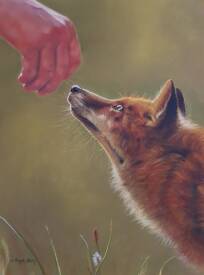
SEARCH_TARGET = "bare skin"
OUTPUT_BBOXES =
[0,0,81,95]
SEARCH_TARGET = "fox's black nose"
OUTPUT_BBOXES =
[70,85,81,93]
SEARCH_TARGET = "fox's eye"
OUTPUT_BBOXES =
[112,104,124,112]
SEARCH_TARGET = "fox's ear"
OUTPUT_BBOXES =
[176,88,186,116]
[153,80,178,127]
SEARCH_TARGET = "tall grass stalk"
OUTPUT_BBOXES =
[45,226,62,275]
[138,256,150,275]
[0,239,9,275]
[158,256,176,275]
[80,221,113,275]
[0,216,46,275]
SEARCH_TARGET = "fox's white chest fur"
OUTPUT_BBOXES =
[111,165,174,247]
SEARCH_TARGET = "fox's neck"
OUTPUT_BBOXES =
[110,124,204,249]
[111,123,204,224]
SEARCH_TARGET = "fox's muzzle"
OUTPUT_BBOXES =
[68,85,125,165]
[68,85,111,133]
[68,85,112,110]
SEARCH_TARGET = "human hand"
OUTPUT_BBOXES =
[0,0,81,95]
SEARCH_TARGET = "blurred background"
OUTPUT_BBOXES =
[0,0,204,274]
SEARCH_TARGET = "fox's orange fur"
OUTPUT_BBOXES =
[68,80,204,271]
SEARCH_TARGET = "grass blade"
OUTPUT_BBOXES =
[158,256,175,275]
[80,234,94,275]
[138,256,150,275]
[94,220,113,275]
[45,226,62,275]
[0,239,9,275]
[0,216,46,275]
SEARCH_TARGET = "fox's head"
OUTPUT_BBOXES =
[68,80,186,167]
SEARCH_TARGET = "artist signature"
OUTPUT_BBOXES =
[10,257,36,264]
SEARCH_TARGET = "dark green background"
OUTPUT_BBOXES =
[0,0,204,274]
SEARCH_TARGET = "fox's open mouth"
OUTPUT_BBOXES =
[71,107,99,132]
[68,91,99,133]
[71,107,124,164]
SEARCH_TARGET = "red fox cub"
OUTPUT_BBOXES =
[68,80,204,271]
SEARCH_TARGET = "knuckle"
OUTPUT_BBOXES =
[64,22,76,39]
[64,17,72,26]
[65,18,74,30]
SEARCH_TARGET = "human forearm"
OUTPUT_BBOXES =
[0,0,33,48]
[0,0,62,50]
